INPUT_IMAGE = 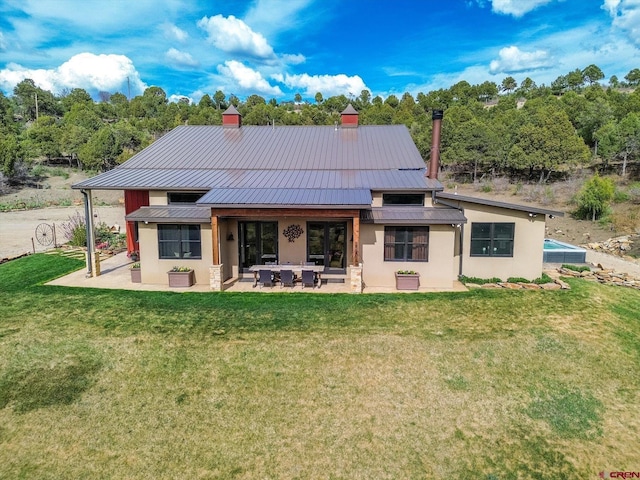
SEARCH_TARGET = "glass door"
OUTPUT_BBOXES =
[306,222,346,272]
[239,221,278,269]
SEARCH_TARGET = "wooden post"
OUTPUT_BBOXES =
[211,215,219,265]
[352,215,360,265]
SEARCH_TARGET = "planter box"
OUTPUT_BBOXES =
[168,270,195,287]
[395,273,420,291]
[130,268,141,283]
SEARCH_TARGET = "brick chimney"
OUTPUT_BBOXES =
[341,104,359,128]
[427,110,443,180]
[222,104,242,128]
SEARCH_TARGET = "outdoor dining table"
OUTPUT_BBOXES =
[248,264,324,287]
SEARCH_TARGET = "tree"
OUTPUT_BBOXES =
[582,64,604,85]
[624,68,640,86]
[294,93,302,104]
[508,102,590,181]
[13,79,60,120]
[551,75,568,95]
[575,174,614,221]
[199,94,214,108]
[566,69,585,91]
[213,90,226,110]
[501,76,517,93]
[314,92,323,105]
[609,75,620,88]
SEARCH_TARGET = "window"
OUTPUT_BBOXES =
[167,192,206,204]
[382,193,424,206]
[470,222,514,257]
[384,226,429,261]
[158,225,202,259]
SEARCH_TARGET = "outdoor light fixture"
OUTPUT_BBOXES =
[227,233,234,241]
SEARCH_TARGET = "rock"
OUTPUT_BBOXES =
[555,279,571,290]
[498,282,523,289]
[540,283,562,290]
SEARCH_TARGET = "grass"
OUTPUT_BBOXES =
[1,255,639,478]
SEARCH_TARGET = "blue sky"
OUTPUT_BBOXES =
[0,0,638,103]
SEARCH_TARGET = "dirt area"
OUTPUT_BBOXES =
[0,171,125,259]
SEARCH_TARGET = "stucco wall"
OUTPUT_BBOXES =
[460,204,546,281]
[138,222,213,285]
[148,191,167,205]
[360,224,458,289]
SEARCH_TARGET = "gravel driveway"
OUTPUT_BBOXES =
[0,206,126,259]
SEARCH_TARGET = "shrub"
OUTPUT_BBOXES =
[459,275,502,284]
[561,264,591,273]
[574,175,615,221]
[60,212,87,247]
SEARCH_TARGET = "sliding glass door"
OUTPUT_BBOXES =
[239,221,278,269]
[307,222,346,272]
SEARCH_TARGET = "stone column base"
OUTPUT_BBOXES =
[210,264,224,291]
[350,263,363,294]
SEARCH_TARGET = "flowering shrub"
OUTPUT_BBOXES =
[170,266,192,272]
[397,270,417,275]
[130,262,140,269]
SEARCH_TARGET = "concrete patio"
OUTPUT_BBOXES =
[46,250,468,294]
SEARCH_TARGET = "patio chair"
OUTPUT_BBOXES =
[301,270,316,289]
[258,269,274,288]
[280,269,294,288]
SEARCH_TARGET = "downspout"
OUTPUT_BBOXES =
[433,192,465,277]
[81,189,93,277]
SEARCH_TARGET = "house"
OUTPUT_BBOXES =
[72,105,562,292]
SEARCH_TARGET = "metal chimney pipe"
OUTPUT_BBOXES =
[428,109,443,180]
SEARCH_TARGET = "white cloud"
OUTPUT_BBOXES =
[243,0,315,37]
[603,0,640,46]
[280,53,306,65]
[197,14,275,60]
[161,23,189,43]
[489,45,553,73]
[490,0,554,17]
[0,53,147,96]
[168,94,192,104]
[274,73,367,97]
[165,48,199,68]
[217,60,282,96]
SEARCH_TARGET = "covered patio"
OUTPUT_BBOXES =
[46,250,467,293]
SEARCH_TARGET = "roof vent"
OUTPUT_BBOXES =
[341,104,359,128]
[222,105,242,128]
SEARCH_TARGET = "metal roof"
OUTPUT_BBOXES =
[436,192,564,217]
[79,124,427,172]
[125,206,211,223]
[197,188,371,208]
[73,167,442,191]
[361,207,467,225]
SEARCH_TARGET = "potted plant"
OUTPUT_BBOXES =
[395,270,420,290]
[130,262,141,283]
[168,266,195,287]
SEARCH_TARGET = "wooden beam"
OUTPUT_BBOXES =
[211,215,219,265]
[352,215,360,265]
[210,208,360,219]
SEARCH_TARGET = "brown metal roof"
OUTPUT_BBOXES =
[436,192,564,217]
[197,188,371,207]
[73,168,442,191]
[125,206,211,223]
[361,207,467,225]
[86,124,427,171]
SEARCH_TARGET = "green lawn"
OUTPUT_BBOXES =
[1,254,639,479]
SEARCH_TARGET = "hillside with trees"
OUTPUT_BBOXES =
[1,65,640,187]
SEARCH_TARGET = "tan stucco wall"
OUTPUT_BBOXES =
[460,204,546,281]
[138,222,213,285]
[148,191,168,205]
[360,224,458,289]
